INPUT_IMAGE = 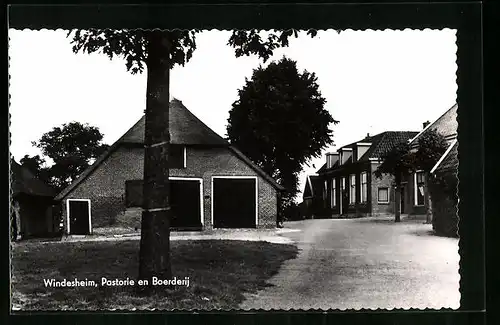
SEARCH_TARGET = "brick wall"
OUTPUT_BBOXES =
[62,145,278,233]
[369,162,395,216]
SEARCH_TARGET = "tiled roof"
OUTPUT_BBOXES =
[11,160,56,198]
[409,103,458,146]
[360,131,419,160]
[338,131,418,161]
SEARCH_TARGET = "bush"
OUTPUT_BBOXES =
[429,173,459,238]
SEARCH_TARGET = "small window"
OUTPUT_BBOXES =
[378,187,389,203]
[331,178,336,207]
[349,174,356,204]
[169,145,186,169]
[360,172,368,203]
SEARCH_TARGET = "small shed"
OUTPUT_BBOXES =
[11,160,59,239]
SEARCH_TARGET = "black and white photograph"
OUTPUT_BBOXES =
[9,28,460,311]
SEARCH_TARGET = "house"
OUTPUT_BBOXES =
[429,139,458,236]
[301,174,324,219]
[403,103,458,217]
[303,130,418,218]
[54,99,284,235]
[10,159,59,239]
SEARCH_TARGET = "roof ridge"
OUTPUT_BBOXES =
[173,100,228,144]
[408,103,457,144]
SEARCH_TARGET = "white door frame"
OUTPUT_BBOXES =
[211,176,258,229]
[169,177,204,226]
[66,199,92,235]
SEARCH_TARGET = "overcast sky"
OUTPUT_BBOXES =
[9,29,457,199]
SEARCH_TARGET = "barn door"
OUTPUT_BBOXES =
[213,177,256,228]
[68,200,91,235]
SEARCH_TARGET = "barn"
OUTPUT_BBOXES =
[55,99,284,234]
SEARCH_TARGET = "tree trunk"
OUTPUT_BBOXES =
[138,31,172,285]
[424,173,432,224]
[394,174,401,222]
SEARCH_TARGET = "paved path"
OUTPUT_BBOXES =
[239,217,460,310]
[15,228,295,245]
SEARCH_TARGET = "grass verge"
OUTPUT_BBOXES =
[11,239,298,310]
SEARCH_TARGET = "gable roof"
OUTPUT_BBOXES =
[409,103,458,146]
[11,160,56,198]
[431,139,458,175]
[303,174,323,199]
[56,100,283,200]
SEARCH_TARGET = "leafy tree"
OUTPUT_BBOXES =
[374,142,415,222]
[20,154,51,183]
[413,129,448,223]
[226,57,337,216]
[68,29,321,286]
[28,122,109,191]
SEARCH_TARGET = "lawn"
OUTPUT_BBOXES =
[11,239,298,311]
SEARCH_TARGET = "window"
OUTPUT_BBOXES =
[360,172,368,203]
[331,178,336,207]
[378,187,389,203]
[415,171,425,206]
[169,145,186,169]
[323,180,328,207]
[349,174,356,204]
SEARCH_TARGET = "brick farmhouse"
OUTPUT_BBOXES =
[55,99,284,235]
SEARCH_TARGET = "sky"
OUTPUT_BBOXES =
[8,29,457,199]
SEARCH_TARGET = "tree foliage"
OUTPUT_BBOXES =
[24,122,109,191]
[19,154,50,181]
[413,129,448,171]
[373,142,414,182]
[68,29,320,74]
[69,30,199,73]
[227,57,337,204]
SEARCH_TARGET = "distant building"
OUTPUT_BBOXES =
[301,174,324,219]
[302,130,418,218]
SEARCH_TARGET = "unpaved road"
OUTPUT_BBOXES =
[239,217,460,310]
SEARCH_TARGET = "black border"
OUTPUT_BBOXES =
[6,2,485,324]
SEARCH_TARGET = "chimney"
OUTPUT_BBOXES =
[326,152,339,169]
[366,133,370,139]
[423,120,430,129]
